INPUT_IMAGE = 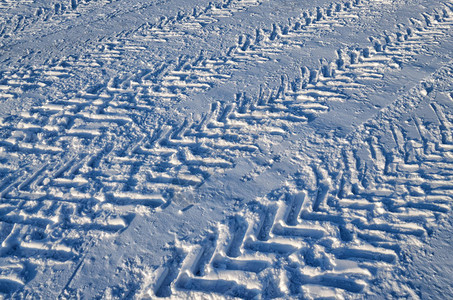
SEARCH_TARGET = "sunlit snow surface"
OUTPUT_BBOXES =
[0,0,453,298]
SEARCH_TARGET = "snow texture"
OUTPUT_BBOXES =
[0,0,453,298]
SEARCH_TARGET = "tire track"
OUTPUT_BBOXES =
[3,0,450,109]
[0,0,119,44]
[0,0,399,96]
[149,60,453,299]
[0,0,269,56]
[1,1,452,297]
[0,0,278,112]
[3,1,450,206]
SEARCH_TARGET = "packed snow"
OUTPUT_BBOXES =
[0,0,453,298]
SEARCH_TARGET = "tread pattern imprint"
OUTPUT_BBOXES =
[0,0,452,298]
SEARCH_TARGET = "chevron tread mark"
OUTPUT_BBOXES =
[146,61,453,300]
[1,1,453,297]
[0,0,120,46]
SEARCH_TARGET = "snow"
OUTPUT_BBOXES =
[0,0,453,298]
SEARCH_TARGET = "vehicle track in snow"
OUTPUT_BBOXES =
[0,0,452,297]
[148,61,453,300]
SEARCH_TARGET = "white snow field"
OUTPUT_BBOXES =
[1,0,453,298]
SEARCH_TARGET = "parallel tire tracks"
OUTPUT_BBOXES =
[150,62,453,299]
[0,0,452,297]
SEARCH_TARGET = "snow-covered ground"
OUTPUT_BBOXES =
[1,0,453,298]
